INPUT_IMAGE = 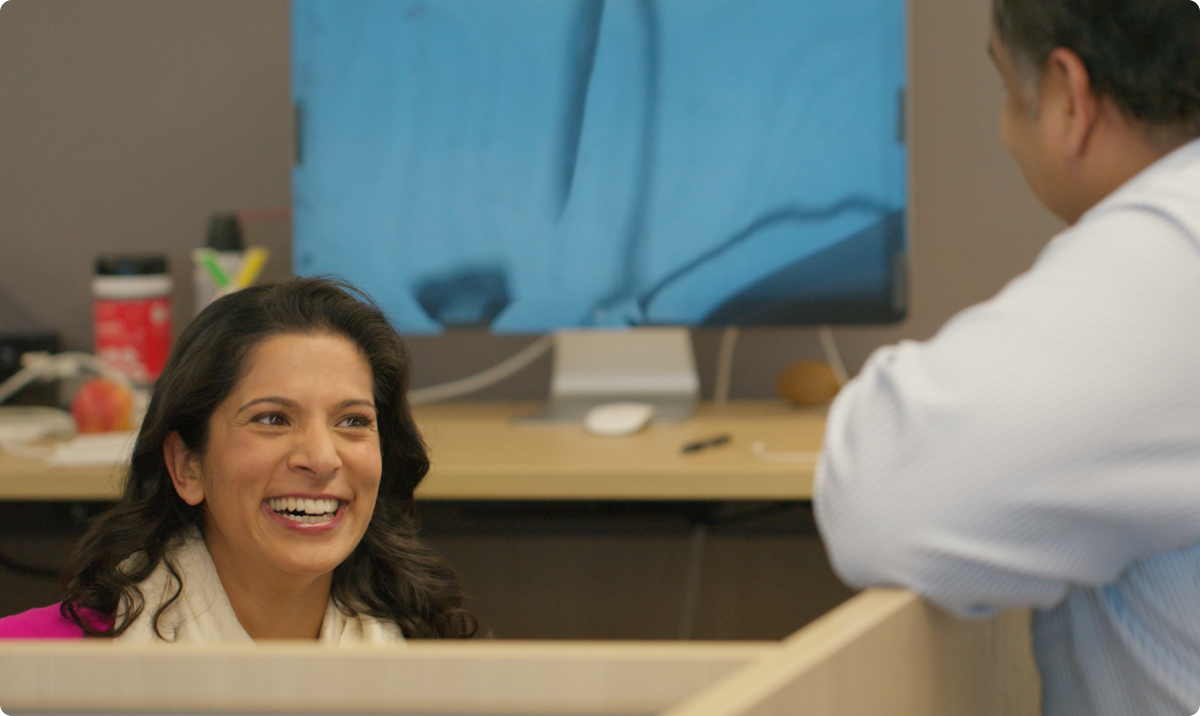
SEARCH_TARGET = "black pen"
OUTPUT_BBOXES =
[681,433,731,454]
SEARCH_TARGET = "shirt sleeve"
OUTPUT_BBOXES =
[814,207,1200,617]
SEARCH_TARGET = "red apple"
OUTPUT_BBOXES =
[71,378,134,433]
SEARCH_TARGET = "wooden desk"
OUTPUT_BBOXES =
[0,404,1043,713]
[0,401,824,502]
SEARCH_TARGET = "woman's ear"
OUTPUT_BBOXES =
[164,431,205,506]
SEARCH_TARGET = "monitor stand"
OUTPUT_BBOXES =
[521,327,699,423]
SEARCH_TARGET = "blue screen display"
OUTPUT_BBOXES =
[293,0,907,333]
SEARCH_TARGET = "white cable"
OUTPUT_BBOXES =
[408,335,555,406]
[817,325,849,387]
[712,327,738,405]
[0,352,133,406]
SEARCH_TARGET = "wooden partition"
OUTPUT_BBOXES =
[0,590,1039,715]
[665,589,1040,716]
[0,640,766,715]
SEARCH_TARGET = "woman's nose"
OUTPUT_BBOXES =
[288,423,343,478]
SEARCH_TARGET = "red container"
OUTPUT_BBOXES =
[92,255,172,385]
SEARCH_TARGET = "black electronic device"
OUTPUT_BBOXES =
[0,332,60,406]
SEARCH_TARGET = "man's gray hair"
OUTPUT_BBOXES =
[993,0,1200,146]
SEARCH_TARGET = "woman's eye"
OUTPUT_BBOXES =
[252,413,288,427]
[338,414,374,428]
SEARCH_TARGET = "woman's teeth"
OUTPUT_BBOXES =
[267,497,340,524]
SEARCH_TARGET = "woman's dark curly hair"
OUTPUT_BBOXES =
[61,277,477,639]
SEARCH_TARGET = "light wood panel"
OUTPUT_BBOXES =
[0,591,1041,715]
[0,401,823,501]
[0,640,768,715]
[663,589,1040,716]
[0,458,123,501]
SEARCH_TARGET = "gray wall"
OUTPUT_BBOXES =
[0,0,1064,399]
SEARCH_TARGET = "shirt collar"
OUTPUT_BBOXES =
[1080,136,1200,223]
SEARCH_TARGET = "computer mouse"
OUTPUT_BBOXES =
[583,402,657,437]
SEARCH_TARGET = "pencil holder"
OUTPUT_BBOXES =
[192,214,269,315]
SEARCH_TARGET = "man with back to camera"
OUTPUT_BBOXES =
[813,0,1200,713]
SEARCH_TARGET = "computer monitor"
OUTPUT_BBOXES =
[292,0,908,416]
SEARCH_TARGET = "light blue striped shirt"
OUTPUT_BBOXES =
[815,138,1200,715]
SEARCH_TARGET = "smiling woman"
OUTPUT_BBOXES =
[0,278,477,642]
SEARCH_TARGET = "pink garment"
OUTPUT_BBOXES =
[0,603,113,639]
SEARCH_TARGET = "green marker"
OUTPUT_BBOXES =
[195,249,231,290]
